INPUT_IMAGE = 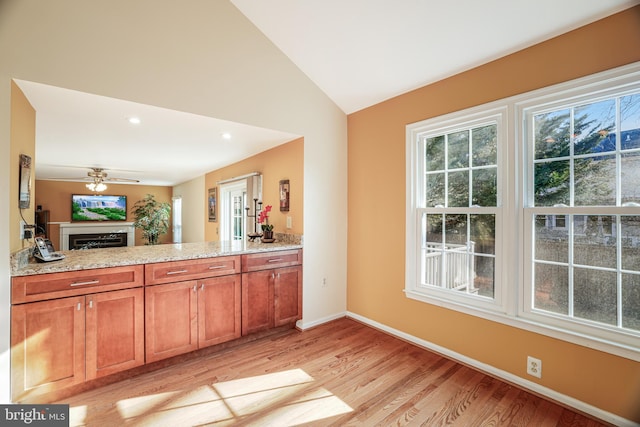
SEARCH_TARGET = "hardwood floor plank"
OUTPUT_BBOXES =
[59,318,612,426]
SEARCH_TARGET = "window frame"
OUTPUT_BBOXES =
[518,69,640,351]
[406,62,640,361]
[406,104,510,314]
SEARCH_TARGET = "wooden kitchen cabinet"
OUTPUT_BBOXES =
[11,287,144,402]
[198,275,242,347]
[86,288,145,380]
[241,250,302,335]
[11,296,85,402]
[145,280,199,363]
[145,267,242,363]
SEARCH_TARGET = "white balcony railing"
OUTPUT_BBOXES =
[423,241,477,293]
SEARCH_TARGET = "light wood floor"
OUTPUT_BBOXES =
[60,317,609,426]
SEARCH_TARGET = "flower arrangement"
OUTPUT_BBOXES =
[258,204,273,232]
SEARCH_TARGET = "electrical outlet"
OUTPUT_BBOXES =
[19,220,25,239]
[527,356,542,378]
[286,216,292,229]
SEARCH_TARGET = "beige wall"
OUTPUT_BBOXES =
[347,7,640,423]
[205,137,304,241]
[173,176,206,244]
[9,82,35,253]
[35,180,174,247]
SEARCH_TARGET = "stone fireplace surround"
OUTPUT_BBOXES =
[59,222,135,250]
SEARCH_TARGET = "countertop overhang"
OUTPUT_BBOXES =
[12,241,303,277]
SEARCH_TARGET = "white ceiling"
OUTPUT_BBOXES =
[20,0,638,187]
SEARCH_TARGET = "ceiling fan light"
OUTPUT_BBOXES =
[86,181,107,192]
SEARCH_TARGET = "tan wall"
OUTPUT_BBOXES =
[35,180,173,247]
[10,81,35,253]
[347,7,640,423]
[204,137,304,241]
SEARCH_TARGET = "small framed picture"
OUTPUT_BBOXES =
[279,179,290,212]
[208,187,217,222]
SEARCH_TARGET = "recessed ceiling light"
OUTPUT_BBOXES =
[128,117,141,124]
[221,132,232,140]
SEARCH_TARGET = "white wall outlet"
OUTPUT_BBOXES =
[527,356,542,378]
[19,220,25,239]
[286,216,292,229]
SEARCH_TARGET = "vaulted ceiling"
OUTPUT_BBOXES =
[20,0,638,186]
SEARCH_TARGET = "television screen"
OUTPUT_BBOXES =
[72,194,127,222]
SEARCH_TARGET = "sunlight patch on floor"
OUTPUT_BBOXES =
[68,368,352,426]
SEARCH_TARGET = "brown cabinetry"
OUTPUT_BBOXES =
[11,276,144,402]
[145,256,242,363]
[10,248,301,402]
[241,250,302,335]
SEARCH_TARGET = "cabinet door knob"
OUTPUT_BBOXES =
[200,283,204,291]
[193,284,197,292]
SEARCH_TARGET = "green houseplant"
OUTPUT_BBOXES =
[131,194,171,245]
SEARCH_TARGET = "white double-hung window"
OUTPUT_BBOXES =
[406,63,640,357]
[520,72,640,349]
[406,105,508,313]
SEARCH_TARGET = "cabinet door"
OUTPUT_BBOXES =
[86,288,145,380]
[274,266,302,327]
[241,270,274,335]
[11,296,85,402]
[198,275,241,348]
[145,281,198,363]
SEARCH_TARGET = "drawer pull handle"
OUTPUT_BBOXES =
[208,265,225,270]
[267,258,283,263]
[70,280,100,287]
[166,269,188,275]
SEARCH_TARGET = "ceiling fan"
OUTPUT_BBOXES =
[54,167,140,192]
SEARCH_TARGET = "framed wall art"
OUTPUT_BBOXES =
[279,179,290,212]
[208,187,217,222]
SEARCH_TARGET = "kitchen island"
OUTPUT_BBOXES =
[11,239,302,276]
[10,240,303,403]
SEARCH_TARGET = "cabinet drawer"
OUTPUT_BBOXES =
[11,265,144,304]
[145,255,241,285]
[241,249,302,272]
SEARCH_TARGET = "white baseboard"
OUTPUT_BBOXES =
[297,311,347,330]
[343,311,637,427]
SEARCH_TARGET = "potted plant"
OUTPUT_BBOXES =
[131,194,171,245]
[258,204,274,241]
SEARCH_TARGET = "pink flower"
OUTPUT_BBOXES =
[258,205,274,231]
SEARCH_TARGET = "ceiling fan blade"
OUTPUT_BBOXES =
[105,177,140,183]
[41,177,94,181]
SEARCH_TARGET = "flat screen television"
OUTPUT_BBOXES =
[71,194,127,222]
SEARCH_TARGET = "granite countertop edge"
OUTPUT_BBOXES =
[11,241,303,277]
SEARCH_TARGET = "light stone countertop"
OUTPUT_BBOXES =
[11,240,303,277]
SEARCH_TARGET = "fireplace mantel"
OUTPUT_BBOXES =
[59,222,135,250]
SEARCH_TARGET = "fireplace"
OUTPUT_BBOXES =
[59,222,135,250]
[68,232,128,250]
